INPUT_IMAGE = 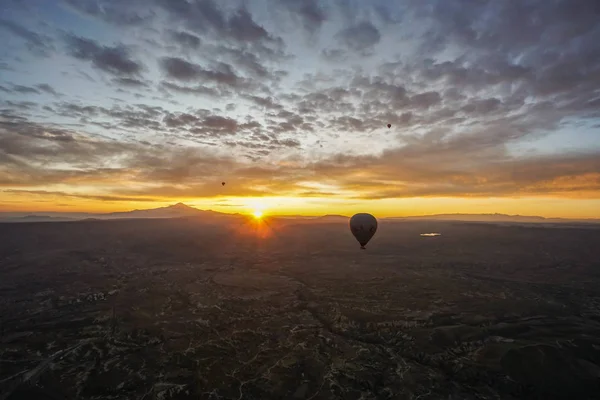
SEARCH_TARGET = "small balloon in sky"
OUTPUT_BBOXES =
[387,124,391,128]
[349,213,378,249]
[222,182,226,186]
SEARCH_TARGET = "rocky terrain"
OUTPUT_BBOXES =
[1,218,600,399]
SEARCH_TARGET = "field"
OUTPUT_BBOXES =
[1,218,600,399]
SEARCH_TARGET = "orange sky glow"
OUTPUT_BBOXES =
[2,191,599,219]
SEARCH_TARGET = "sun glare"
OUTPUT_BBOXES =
[253,210,263,219]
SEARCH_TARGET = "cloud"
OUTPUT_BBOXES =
[0,19,54,56]
[52,102,166,132]
[159,57,204,81]
[50,101,273,143]
[162,112,200,128]
[160,81,222,97]
[422,1,600,57]
[410,91,442,110]
[3,189,159,203]
[245,95,283,110]
[220,47,271,79]
[321,48,347,62]
[62,0,284,51]
[461,98,502,115]
[10,85,41,94]
[112,77,149,88]
[0,62,15,71]
[271,138,301,147]
[335,21,381,53]
[159,57,240,87]
[154,0,226,34]
[156,0,277,44]
[2,83,61,97]
[188,115,239,136]
[168,30,202,50]
[4,100,38,110]
[62,0,152,26]
[305,125,600,199]
[36,84,61,96]
[64,34,143,77]
[226,8,272,43]
[412,1,600,107]
[0,113,235,191]
[280,0,328,31]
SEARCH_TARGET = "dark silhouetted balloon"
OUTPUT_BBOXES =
[222,182,226,186]
[387,124,391,128]
[349,213,378,249]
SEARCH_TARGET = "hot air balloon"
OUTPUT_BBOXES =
[387,124,391,128]
[349,213,378,249]
[222,182,226,186]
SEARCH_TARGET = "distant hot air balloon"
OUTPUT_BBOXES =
[387,124,391,128]
[222,182,226,186]
[349,213,378,249]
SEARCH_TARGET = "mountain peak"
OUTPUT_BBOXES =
[169,202,194,210]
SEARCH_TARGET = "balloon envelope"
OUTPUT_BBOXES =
[387,124,391,128]
[222,182,226,186]
[349,213,378,249]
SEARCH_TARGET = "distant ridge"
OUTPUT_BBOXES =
[0,205,598,224]
[384,213,600,223]
[1,215,78,222]
[0,203,238,223]
[276,214,348,221]
[100,202,221,219]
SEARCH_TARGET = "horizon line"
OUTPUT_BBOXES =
[1,202,599,222]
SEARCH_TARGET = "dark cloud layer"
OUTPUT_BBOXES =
[36,84,60,96]
[280,0,328,31]
[112,77,148,88]
[160,81,222,98]
[156,0,277,46]
[335,21,381,52]
[168,30,202,50]
[64,34,143,77]
[159,57,240,87]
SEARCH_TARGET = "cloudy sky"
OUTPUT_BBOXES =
[1,0,599,217]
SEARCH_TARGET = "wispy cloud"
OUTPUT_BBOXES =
[64,34,144,77]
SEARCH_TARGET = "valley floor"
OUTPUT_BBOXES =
[1,219,600,399]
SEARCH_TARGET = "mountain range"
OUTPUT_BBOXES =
[0,203,598,224]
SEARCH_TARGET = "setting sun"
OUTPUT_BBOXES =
[253,210,264,219]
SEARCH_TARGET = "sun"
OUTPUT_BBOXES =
[252,210,263,219]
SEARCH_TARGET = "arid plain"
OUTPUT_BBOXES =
[1,217,600,399]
